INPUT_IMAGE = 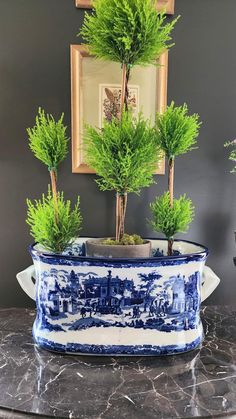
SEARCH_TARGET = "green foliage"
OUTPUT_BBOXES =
[84,112,161,194]
[27,108,69,171]
[26,188,82,253]
[150,192,194,240]
[224,139,236,173]
[155,102,201,160]
[80,0,178,67]
[103,234,144,246]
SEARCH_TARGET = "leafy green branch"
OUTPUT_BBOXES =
[26,188,82,253]
[84,111,161,240]
[150,192,194,253]
[224,140,236,173]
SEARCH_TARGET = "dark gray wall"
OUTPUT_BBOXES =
[0,0,235,307]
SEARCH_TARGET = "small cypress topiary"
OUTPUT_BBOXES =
[26,109,82,253]
[151,102,201,255]
[27,108,69,224]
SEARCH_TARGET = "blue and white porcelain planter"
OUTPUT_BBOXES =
[17,238,220,356]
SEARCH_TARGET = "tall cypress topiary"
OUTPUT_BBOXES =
[80,0,179,243]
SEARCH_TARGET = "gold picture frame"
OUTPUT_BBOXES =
[75,0,175,15]
[71,45,168,174]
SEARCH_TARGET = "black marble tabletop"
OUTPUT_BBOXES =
[0,306,235,419]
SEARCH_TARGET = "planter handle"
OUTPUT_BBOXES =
[16,265,36,301]
[201,266,220,302]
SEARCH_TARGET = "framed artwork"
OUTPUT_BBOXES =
[75,0,175,15]
[99,84,139,128]
[71,45,168,174]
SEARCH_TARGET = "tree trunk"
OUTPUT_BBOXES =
[116,193,119,241]
[168,157,174,207]
[168,158,175,256]
[116,193,128,242]
[168,238,174,257]
[50,169,59,224]
[120,63,127,116]
[120,64,131,116]
[116,63,130,242]
[124,66,131,112]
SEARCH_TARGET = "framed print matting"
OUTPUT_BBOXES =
[75,0,175,15]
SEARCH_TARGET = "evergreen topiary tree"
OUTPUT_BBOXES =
[150,102,201,255]
[27,108,68,224]
[81,0,178,246]
[80,0,179,114]
[26,108,82,253]
[84,112,161,242]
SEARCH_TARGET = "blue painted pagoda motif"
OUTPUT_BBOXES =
[37,268,201,333]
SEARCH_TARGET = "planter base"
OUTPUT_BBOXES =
[33,322,203,356]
